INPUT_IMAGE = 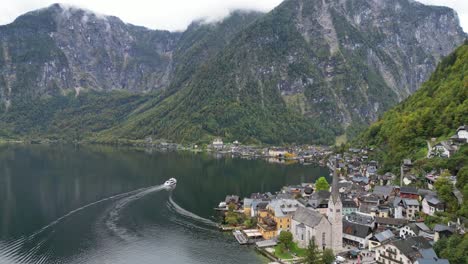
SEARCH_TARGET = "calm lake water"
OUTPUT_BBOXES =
[0,144,328,264]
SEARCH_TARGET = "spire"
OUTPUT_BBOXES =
[332,158,340,203]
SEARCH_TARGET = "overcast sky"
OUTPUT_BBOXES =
[0,0,467,32]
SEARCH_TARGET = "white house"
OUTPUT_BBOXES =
[375,237,447,264]
[268,148,288,157]
[431,142,456,158]
[212,138,224,150]
[457,125,468,141]
[400,223,433,240]
[342,221,373,249]
[422,196,445,216]
[394,198,420,220]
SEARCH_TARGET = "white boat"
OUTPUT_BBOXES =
[164,178,177,187]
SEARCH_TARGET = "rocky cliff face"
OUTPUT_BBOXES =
[0,1,466,144]
[0,4,261,110]
[0,4,180,108]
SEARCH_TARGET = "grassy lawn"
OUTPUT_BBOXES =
[274,243,307,259]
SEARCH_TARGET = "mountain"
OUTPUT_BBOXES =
[358,41,468,170]
[0,1,466,144]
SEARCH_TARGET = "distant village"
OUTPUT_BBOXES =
[214,126,468,264]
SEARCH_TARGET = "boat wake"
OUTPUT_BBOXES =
[166,195,217,230]
[104,185,165,241]
[0,185,160,263]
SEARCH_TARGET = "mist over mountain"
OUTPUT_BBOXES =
[0,1,466,144]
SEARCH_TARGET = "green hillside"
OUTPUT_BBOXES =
[358,41,468,170]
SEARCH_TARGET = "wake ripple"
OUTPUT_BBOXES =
[104,185,165,240]
[167,195,217,228]
[0,185,156,263]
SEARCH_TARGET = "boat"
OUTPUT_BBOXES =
[164,178,177,187]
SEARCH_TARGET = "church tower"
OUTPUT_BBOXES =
[327,159,343,253]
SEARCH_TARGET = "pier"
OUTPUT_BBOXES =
[233,230,248,245]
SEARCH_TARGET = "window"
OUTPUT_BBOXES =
[322,232,326,249]
[337,209,341,213]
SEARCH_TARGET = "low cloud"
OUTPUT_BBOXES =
[0,0,466,32]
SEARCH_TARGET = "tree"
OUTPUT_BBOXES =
[315,177,330,191]
[435,173,458,213]
[278,231,294,250]
[456,166,468,190]
[434,234,468,264]
[322,249,335,264]
[305,238,322,264]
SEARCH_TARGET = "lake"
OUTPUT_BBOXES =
[0,144,328,264]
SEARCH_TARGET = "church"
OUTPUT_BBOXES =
[290,167,343,253]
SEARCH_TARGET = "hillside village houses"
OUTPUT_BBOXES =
[218,145,463,263]
[428,125,467,158]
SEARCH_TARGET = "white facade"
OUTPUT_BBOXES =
[291,217,332,250]
[399,226,417,239]
[422,198,443,216]
[343,232,372,249]
[375,244,411,264]
[457,128,468,140]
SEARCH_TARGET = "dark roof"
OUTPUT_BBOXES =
[342,199,358,208]
[433,224,454,233]
[292,207,325,228]
[392,237,431,261]
[225,195,240,203]
[400,187,419,195]
[256,202,269,210]
[346,212,375,226]
[373,186,394,198]
[375,217,408,226]
[343,221,372,238]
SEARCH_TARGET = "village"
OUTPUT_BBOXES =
[214,126,468,264]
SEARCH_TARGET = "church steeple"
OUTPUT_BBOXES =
[331,158,340,204]
[328,157,343,253]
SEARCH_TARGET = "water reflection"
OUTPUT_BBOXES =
[0,144,328,263]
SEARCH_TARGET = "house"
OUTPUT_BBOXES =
[375,217,408,229]
[373,186,395,201]
[342,199,358,215]
[433,224,455,242]
[342,221,373,249]
[375,236,448,264]
[251,200,269,218]
[368,230,395,251]
[431,141,456,158]
[422,196,445,216]
[394,198,420,220]
[399,187,420,199]
[379,173,396,186]
[212,138,224,150]
[456,125,468,141]
[424,174,438,190]
[370,206,391,218]
[266,199,302,234]
[307,190,330,214]
[225,195,240,208]
[268,148,288,157]
[243,198,253,216]
[345,212,375,228]
[400,223,433,240]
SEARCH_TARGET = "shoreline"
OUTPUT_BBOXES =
[0,138,333,167]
